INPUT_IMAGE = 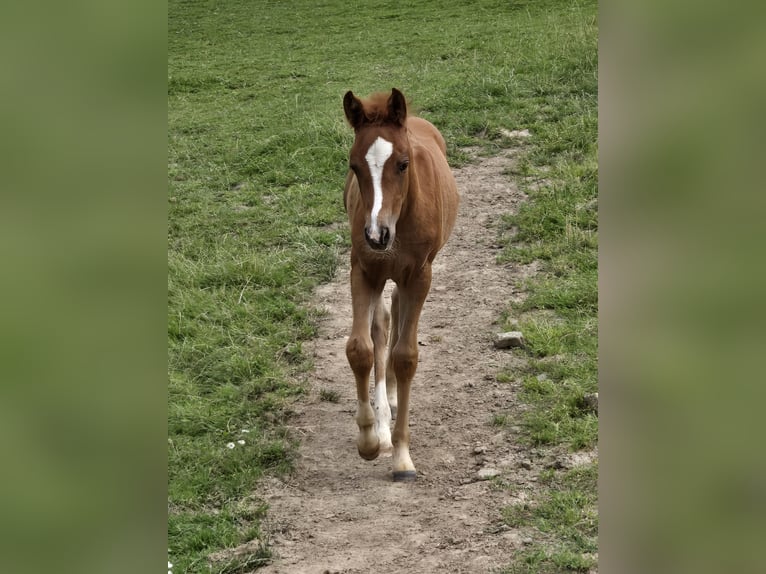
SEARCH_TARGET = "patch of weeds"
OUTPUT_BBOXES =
[502,464,598,573]
[518,368,597,449]
[492,413,510,427]
[319,389,340,403]
[214,548,272,574]
[525,409,597,449]
[506,547,595,574]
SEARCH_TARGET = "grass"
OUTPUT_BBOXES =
[502,464,598,574]
[168,0,596,571]
[488,0,598,569]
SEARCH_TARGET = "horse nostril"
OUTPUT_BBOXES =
[380,227,390,246]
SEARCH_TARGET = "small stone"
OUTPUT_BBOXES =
[522,537,534,546]
[477,467,501,480]
[493,331,525,349]
[473,445,487,455]
[536,373,548,381]
[520,460,533,470]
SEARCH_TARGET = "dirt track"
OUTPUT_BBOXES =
[244,149,547,573]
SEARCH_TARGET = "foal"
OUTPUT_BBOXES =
[342,88,459,481]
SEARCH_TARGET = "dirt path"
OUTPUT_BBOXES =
[253,149,541,573]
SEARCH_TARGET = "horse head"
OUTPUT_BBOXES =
[343,88,412,251]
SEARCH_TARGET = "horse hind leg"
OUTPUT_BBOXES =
[371,297,393,455]
[385,286,400,420]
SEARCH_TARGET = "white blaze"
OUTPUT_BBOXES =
[364,136,393,239]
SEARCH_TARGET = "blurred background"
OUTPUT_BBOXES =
[601,1,766,572]
[0,2,165,574]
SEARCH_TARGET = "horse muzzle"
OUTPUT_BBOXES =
[364,225,392,251]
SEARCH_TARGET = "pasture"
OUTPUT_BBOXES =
[168,0,597,572]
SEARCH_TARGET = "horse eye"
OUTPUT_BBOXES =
[399,161,409,173]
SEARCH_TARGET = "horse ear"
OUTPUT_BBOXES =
[343,91,365,130]
[388,88,407,126]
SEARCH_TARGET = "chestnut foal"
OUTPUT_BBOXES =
[342,88,459,481]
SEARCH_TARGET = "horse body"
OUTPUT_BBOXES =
[342,88,459,481]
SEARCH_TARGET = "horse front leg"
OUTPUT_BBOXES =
[385,286,400,420]
[346,263,383,460]
[390,266,432,481]
[371,297,393,455]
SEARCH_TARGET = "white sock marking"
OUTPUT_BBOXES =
[374,378,392,449]
[364,136,393,240]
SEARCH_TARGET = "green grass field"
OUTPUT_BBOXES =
[168,0,597,571]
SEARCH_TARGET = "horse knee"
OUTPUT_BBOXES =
[391,345,418,381]
[346,335,373,373]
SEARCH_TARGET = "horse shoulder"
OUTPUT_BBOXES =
[407,124,459,251]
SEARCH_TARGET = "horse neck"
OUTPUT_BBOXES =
[395,129,418,216]
[400,159,420,222]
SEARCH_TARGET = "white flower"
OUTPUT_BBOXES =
[168,562,172,569]
[241,429,250,433]
[226,442,236,449]
[237,439,245,445]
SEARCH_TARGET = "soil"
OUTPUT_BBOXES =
[227,149,563,573]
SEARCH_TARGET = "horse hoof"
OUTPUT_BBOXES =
[358,445,380,461]
[392,470,417,482]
